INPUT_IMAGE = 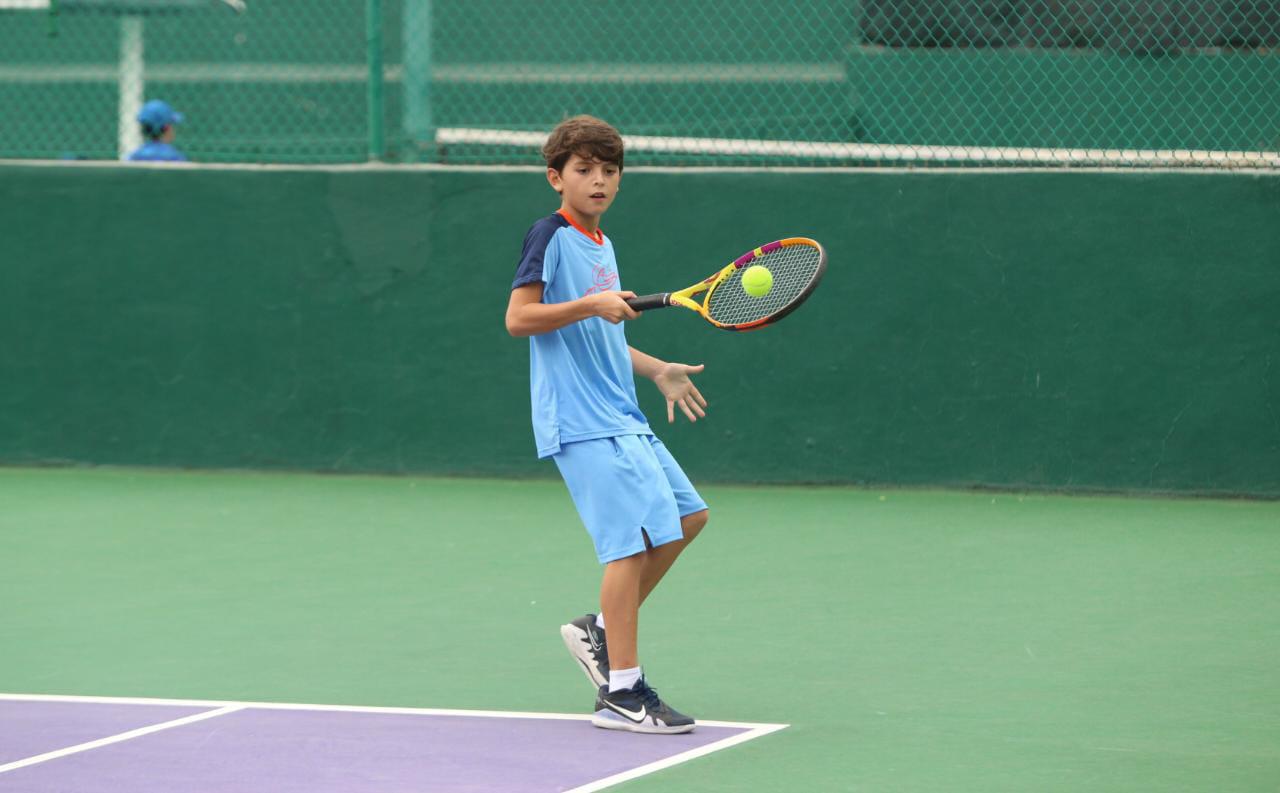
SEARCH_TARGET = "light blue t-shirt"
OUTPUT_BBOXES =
[126,141,187,162]
[512,211,652,457]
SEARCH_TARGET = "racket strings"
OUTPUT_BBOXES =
[706,243,822,326]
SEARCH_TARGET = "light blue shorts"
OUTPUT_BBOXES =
[553,434,708,564]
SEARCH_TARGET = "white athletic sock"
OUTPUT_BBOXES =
[609,666,642,693]
[594,613,605,630]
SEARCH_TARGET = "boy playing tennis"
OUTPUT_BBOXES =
[506,115,709,734]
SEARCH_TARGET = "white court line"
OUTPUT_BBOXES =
[0,691,785,730]
[564,721,789,793]
[0,704,244,775]
[0,692,787,791]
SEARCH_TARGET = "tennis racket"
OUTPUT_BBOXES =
[625,238,826,331]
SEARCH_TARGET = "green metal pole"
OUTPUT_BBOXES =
[366,0,385,161]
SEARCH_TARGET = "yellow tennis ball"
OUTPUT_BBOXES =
[742,264,773,297]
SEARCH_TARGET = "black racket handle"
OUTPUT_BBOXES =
[626,293,672,311]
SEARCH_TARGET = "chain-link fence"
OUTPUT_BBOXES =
[2,1,1277,166]
[0,0,369,162]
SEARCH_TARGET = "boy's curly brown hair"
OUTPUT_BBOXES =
[542,115,624,172]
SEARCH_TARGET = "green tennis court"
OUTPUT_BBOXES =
[3,466,1277,791]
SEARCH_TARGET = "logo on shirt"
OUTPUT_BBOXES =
[582,262,619,296]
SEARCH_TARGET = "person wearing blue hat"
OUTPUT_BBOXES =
[127,99,188,162]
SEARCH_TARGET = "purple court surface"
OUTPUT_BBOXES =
[0,694,786,792]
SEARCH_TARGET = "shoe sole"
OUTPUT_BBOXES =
[560,622,608,689]
[591,709,695,735]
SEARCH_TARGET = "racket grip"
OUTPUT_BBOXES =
[625,293,671,311]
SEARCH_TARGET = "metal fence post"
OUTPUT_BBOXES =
[366,0,384,161]
[402,0,433,162]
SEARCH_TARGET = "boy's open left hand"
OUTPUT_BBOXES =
[654,363,708,423]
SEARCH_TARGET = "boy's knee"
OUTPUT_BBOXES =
[682,508,708,541]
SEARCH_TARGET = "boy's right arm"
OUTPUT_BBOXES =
[505,283,640,337]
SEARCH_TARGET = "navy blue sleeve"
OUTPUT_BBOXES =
[512,216,564,290]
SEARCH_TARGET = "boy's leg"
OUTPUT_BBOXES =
[569,510,706,688]
[557,435,705,700]
[638,508,708,605]
[563,510,705,689]
[594,549,698,735]
[599,552,645,671]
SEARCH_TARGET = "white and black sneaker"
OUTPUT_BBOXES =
[592,678,696,735]
[560,614,610,688]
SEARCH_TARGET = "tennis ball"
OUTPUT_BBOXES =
[742,265,773,297]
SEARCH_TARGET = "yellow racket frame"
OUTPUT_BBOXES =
[652,237,825,331]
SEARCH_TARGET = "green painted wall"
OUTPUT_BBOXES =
[1,163,1277,496]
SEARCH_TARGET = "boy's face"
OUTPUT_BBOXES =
[548,152,621,223]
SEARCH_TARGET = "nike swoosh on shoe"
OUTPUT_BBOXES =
[606,702,647,723]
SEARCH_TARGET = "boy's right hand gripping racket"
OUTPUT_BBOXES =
[625,237,826,331]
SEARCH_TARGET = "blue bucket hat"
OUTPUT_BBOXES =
[137,99,184,130]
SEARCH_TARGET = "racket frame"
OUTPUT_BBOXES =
[628,237,826,331]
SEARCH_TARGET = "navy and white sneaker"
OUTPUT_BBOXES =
[560,614,610,688]
[592,678,696,735]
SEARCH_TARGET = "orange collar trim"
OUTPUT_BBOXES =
[557,209,604,245]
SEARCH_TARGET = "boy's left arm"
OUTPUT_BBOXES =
[630,347,708,424]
